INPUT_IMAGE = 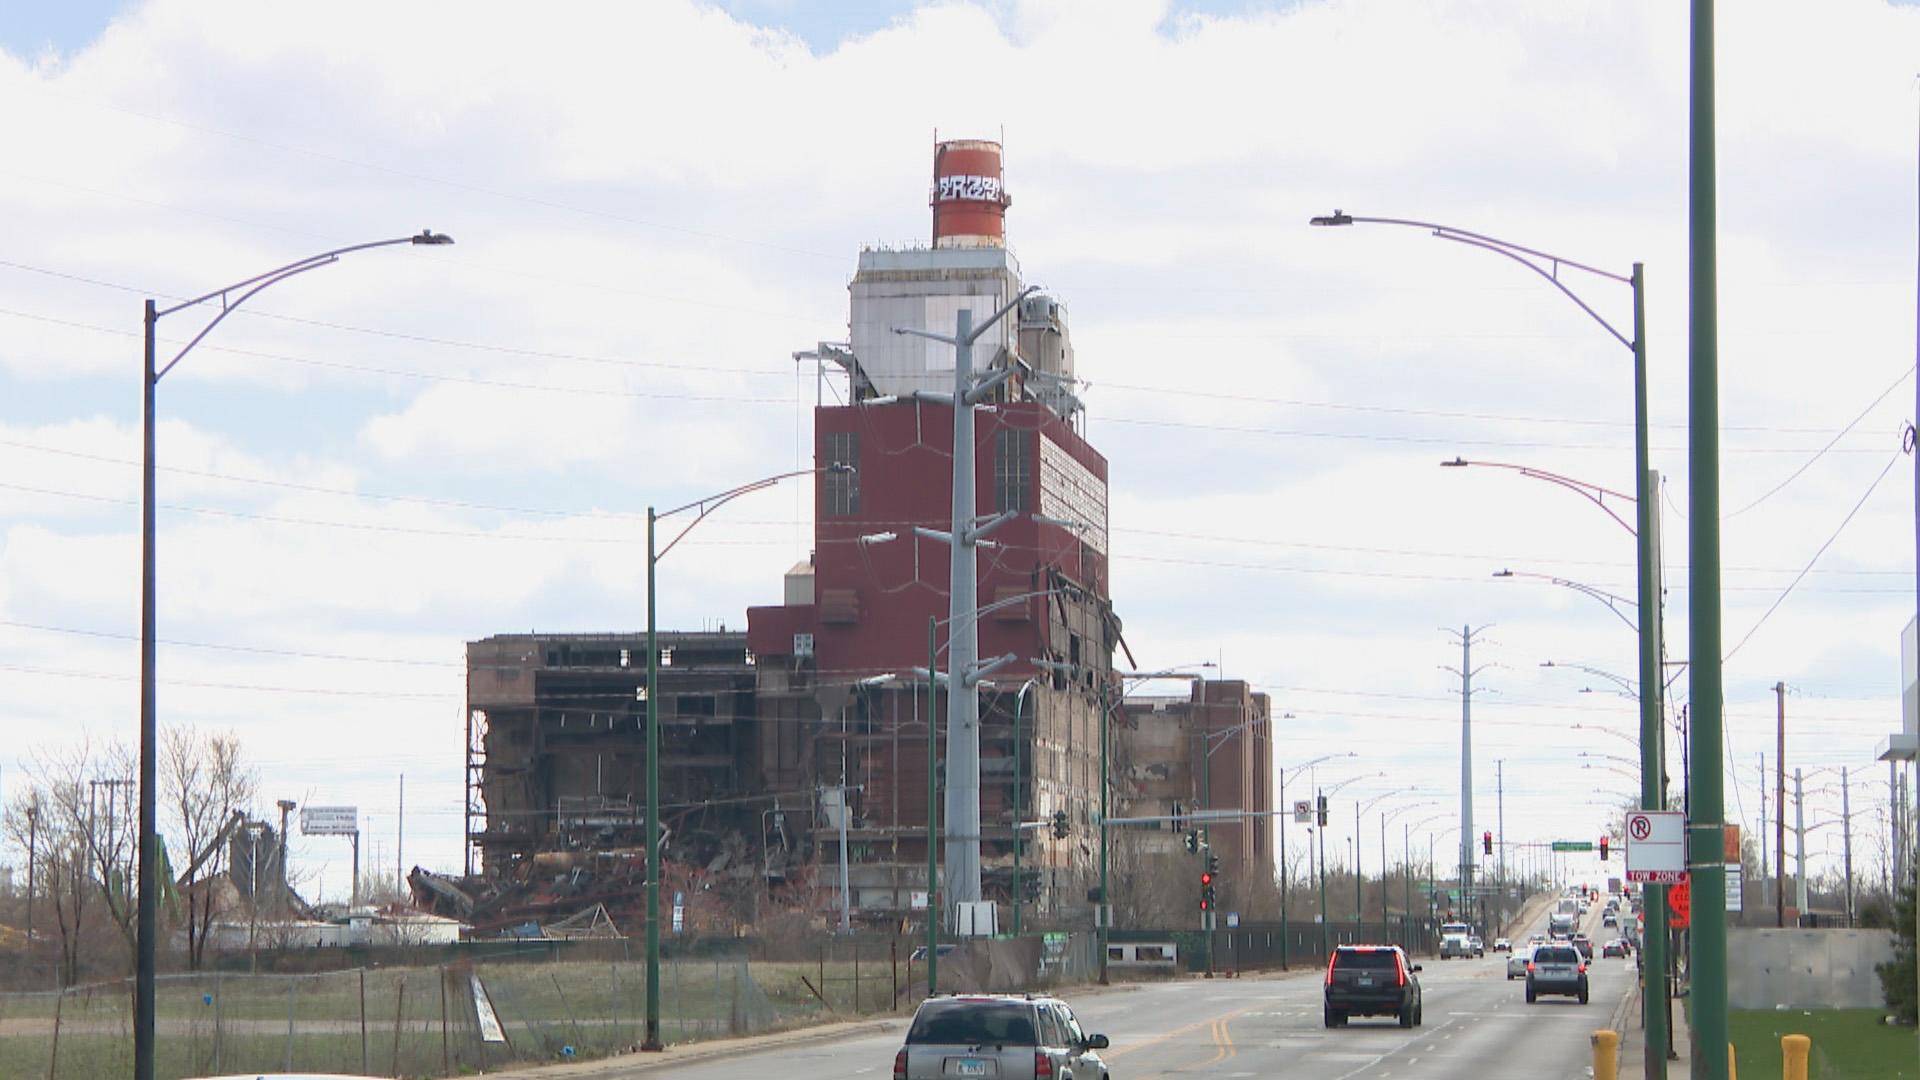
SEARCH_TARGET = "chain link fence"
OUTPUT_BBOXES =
[0,933,1099,1079]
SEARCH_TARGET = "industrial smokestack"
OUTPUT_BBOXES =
[930,139,1011,249]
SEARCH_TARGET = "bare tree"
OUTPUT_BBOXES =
[4,741,121,984]
[163,727,256,969]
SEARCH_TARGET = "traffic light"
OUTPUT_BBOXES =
[1184,830,1200,854]
[1482,830,1493,856]
[1206,852,1221,875]
[1599,836,1610,861]
[1200,870,1216,911]
[1171,801,1185,830]
[1316,794,1329,827]
[1051,810,1070,839]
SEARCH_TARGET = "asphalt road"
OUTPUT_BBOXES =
[635,900,1633,1080]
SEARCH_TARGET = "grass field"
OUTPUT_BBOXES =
[0,954,914,1079]
[1728,1008,1916,1080]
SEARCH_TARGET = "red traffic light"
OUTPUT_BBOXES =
[1200,871,1215,887]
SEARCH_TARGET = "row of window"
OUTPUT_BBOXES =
[821,429,1034,515]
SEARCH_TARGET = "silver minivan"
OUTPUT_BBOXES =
[895,994,1111,1080]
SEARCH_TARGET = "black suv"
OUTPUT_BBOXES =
[894,994,1110,1080]
[1324,945,1422,1028]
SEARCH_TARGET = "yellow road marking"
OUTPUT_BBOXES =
[1102,1003,1258,1062]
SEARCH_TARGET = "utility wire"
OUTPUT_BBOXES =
[1724,447,1905,663]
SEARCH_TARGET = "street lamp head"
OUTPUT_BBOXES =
[1492,569,1513,578]
[857,531,896,545]
[410,230,455,245]
[1309,210,1355,227]
[1440,456,1469,467]
[825,462,855,474]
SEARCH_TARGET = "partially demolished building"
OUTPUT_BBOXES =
[439,140,1273,939]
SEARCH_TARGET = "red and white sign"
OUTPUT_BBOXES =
[1623,810,1685,883]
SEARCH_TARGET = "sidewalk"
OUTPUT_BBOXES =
[1613,976,1693,1080]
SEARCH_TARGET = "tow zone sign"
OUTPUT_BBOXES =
[1624,810,1685,883]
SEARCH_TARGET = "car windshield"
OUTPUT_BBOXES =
[1334,949,1397,970]
[1535,947,1578,963]
[907,1001,1037,1046]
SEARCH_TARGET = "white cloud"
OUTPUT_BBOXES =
[2,0,1917,896]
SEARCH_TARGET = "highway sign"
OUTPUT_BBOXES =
[1551,841,1595,852]
[300,805,358,835]
[1624,810,1685,882]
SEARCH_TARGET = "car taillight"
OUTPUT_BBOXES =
[1578,963,1587,974]
[1034,1050,1054,1079]
[1325,954,1338,986]
[1394,954,1407,987]
[893,1049,907,1080]
[1526,962,1535,972]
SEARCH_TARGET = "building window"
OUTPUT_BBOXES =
[825,432,859,515]
[995,428,1030,514]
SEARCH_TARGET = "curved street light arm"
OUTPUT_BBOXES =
[152,232,451,382]
[1494,569,1638,633]
[1310,213,1633,349]
[1444,458,1637,535]
[656,464,847,559]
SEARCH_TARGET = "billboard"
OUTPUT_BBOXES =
[301,805,358,835]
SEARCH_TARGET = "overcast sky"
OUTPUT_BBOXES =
[3,0,1918,907]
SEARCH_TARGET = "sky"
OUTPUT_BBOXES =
[2,0,1917,909]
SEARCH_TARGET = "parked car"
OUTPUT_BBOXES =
[1493,937,1512,952]
[1602,938,1631,958]
[894,994,1110,1080]
[1324,944,1423,1028]
[1506,944,1535,980]
[1525,943,1590,1004]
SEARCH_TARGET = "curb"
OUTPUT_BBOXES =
[478,1017,906,1080]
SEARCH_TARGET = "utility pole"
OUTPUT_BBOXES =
[275,799,296,913]
[896,292,1033,931]
[1794,768,1807,915]
[1843,765,1855,926]
[24,801,37,943]
[397,774,405,891]
[1776,681,1787,928]
[1685,4,1732,1071]
[1758,755,1768,906]
[1496,760,1506,930]
[1443,625,1490,933]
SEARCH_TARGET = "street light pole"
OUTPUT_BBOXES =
[643,464,846,1051]
[136,231,451,1080]
[1312,210,1666,1073]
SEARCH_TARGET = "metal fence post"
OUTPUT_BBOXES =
[284,978,295,1073]
[358,969,369,1076]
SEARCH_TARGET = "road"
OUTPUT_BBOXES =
[636,899,1632,1080]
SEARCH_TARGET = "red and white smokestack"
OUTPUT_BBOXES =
[930,139,1011,249]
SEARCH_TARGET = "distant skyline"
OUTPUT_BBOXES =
[2,0,1915,905]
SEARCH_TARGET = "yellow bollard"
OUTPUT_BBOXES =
[1590,1029,1620,1080]
[1781,1033,1810,1080]
[1728,1042,1737,1080]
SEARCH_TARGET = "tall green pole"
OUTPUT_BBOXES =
[927,615,939,998]
[643,509,663,1051]
[1318,795,1329,959]
[1632,262,1671,1078]
[1098,678,1111,985]
[1688,3,1729,1076]
[1012,684,1024,935]
[1279,769,1289,969]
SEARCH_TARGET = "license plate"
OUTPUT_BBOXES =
[957,1059,988,1077]
[1356,977,1374,987]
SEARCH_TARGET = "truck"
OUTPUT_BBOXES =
[1438,921,1479,959]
